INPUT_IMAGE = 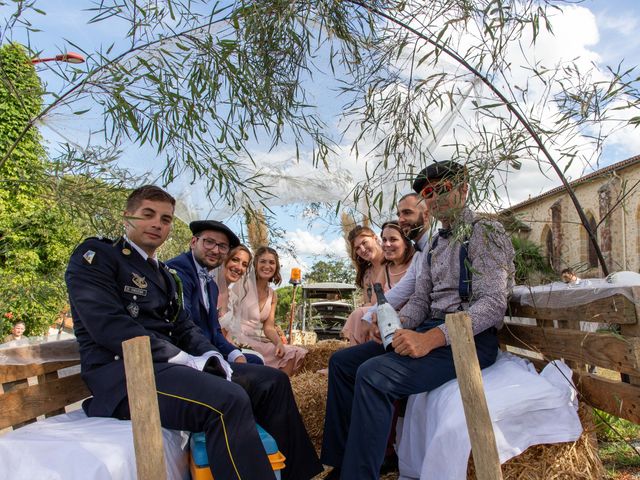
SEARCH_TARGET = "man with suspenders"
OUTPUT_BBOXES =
[321,161,515,479]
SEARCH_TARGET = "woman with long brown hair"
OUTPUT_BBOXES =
[341,225,386,344]
[230,246,307,376]
[380,220,415,291]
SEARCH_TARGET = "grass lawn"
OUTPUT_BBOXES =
[595,408,640,479]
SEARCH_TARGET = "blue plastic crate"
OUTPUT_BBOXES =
[257,424,278,455]
[190,424,279,468]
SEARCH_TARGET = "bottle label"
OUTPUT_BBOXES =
[378,304,401,350]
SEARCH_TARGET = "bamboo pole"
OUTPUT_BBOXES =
[122,336,167,480]
[445,312,503,480]
[288,284,299,343]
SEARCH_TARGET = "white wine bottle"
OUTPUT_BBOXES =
[373,283,402,351]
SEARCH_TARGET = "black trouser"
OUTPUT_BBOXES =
[114,362,322,480]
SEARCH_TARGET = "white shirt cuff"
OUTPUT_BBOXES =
[227,349,244,363]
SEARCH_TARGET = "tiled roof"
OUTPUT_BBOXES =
[505,154,640,212]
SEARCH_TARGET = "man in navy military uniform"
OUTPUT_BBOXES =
[66,185,322,480]
[166,220,263,364]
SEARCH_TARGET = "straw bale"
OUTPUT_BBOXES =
[467,403,604,479]
[291,372,328,454]
[312,468,397,479]
[298,339,348,374]
[291,329,318,346]
[309,401,602,480]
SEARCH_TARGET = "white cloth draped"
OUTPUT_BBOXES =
[0,410,188,480]
[397,351,583,480]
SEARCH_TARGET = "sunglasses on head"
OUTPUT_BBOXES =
[420,180,453,199]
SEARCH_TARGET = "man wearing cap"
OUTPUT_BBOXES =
[166,220,262,364]
[66,185,323,480]
[321,161,515,479]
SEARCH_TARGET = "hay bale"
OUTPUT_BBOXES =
[290,329,318,346]
[298,339,348,375]
[308,400,603,480]
[291,372,328,454]
[467,403,604,479]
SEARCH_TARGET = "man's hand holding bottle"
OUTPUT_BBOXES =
[392,328,445,358]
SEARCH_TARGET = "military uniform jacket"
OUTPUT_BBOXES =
[65,237,216,417]
[165,251,239,359]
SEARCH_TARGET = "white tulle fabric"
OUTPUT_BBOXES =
[218,265,262,343]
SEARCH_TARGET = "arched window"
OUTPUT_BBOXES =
[587,214,598,268]
[542,226,554,270]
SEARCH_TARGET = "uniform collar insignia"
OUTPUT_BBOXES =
[83,250,96,264]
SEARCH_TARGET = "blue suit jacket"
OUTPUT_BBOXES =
[65,237,216,417]
[166,252,240,359]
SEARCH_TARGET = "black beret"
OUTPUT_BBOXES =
[412,161,467,194]
[189,220,240,248]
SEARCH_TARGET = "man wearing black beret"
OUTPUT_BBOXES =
[321,161,515,479]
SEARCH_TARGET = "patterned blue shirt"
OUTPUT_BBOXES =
[399,207,515,345]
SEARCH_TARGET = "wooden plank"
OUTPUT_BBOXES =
[509,294,636,324]
[499,324,640,376]
[38,371,66,418]
[557,318,587,372]
[122,336,166,480]
[576,372,640,424]
[0,360,80,383]
[446,312,503,480]
[0,374,90,430]
[0,339,81,383]
[619,286,640,385]
[0,339,80,362]
[1,379,36,429]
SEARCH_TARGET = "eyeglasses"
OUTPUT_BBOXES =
[198,237,230,254]
[420,180,453,199]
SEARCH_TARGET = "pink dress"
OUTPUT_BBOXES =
[341,264,408,345]
[237,289,307,373]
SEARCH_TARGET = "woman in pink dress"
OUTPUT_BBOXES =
[341,223,414,344]
[217,245,253,321]
[341,225,386,344]
[234,246,307,376]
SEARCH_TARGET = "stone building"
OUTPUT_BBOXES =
[502,154,640,277]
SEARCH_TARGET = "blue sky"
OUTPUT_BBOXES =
[3,1,640,276]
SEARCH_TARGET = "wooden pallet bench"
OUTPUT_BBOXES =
[501,285,640,425]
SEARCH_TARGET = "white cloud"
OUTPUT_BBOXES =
[19,2,640,259]
[285,229,347,258]
[275,231,348,285]
[597,8,639,36]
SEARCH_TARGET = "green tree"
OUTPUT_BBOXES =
[305,259,355,285]
[0,43,83,336]
[158,219,194,261]
[274,285,303,329]
[511,237,553,286]
[2,1,638,275]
